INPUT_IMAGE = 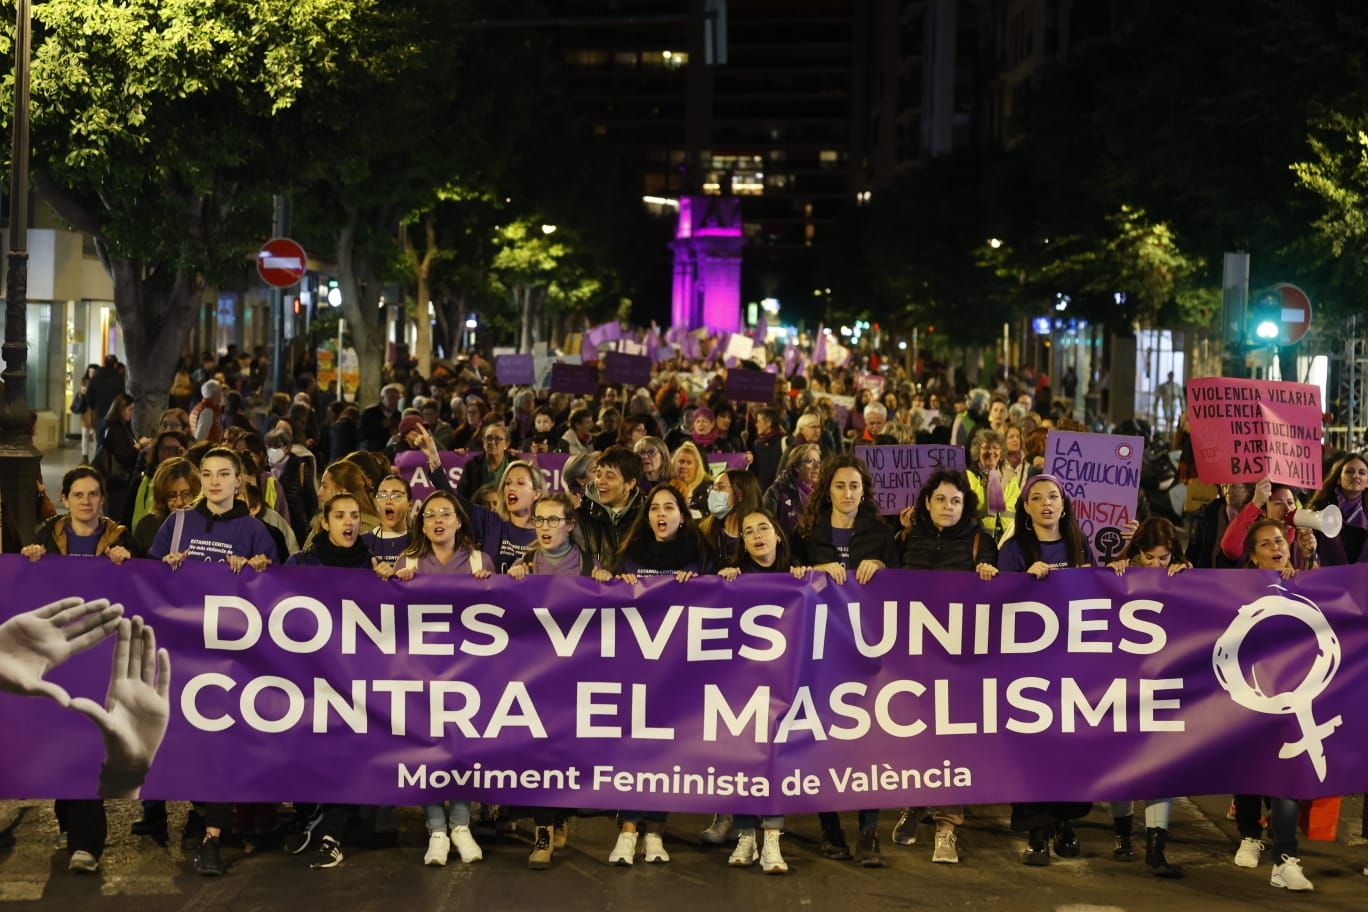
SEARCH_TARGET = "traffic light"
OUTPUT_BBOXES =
[1249,289,1282,343]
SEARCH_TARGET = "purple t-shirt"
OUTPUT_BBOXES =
[362,529,411,568]
[471,506,537,574]
[997,536,1094,572]
[65,528,102,557]
[149,507,279,564]
[831,527,853,567]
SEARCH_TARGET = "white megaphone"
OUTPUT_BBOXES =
[1292,505,1342,538]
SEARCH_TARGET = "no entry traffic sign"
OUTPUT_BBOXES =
[257,237,308,288]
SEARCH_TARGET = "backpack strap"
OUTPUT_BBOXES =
[470,549,484,574]
[171,508,187,555]
[402,555,418,573]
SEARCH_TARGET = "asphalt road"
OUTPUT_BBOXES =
[1,795,1364,911]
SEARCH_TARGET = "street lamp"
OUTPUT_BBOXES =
[541,224,557,236]
[0,0,38,550]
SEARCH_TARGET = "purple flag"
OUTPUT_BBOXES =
[812,324,827,365]
[5,555,1368,810]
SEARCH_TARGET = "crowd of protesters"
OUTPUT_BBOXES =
[16,332,1368,891]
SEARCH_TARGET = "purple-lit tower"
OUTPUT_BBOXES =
[670,196,743,333]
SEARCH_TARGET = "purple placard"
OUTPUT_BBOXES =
[1045,431,1145,561]
[550,361,600,396]
[5,555,1368,808]
[724,369,777,403]
[603,351,652,387]
[705,452,751,479]
[854,444,966,514]
[494,354,535,386]
[393,451,572,499]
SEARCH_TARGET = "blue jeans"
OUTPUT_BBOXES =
[424,801,472,833]
[734,815,783,830]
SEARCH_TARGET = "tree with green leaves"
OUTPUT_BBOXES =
[7,0,365,431]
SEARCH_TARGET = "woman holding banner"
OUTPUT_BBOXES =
[965,429,1019,542]
[389,491,493,867]
[603,484,712,865]
[996,473,1094,865]
[1307,452,1368,565]
[794,454,898,866]
[507,493,608,868]
[1106,515,1187,878]
[711,508,806,874]
[1230,518,1314,892]
[891,469,999,864]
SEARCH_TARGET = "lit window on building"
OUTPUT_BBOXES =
[641,50,689,68]
[819,150,840,168]
[613,50,639,66]
[564,49,609,67]
[764,174,791,189]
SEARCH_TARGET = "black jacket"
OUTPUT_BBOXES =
[794,504,899,567]
[576,488,644,567]
[901,512,998,571]
[1185,497,1239,569]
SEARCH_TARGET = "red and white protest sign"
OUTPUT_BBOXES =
[1185,378,1322,488]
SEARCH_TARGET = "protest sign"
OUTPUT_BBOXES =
[724,369,777,404]
[616,340,645,356]
[1045,431,1145,561]
[854,444,966,514]
[550,361,600,396]
[826,393,854,430]
[394,451,572,501]
[6,555,1367,808]
[859,373,886,397]
[724,334,754,362]
[603,351,652,387]
[706,452,751,479]
[1186,378,1323,488]
[494,354,535,386]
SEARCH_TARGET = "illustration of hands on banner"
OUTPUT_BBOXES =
[0,598,172,798]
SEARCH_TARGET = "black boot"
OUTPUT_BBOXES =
[1052,820,1080,858]
[1145,827,1183,878]
[1023,827,1051,866]
[1112,814,1135,861]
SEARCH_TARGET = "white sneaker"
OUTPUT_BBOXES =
[609,831,637,866]
[424,831,450,866]
[450,825,483,863]
[68,850,99,873]
[1234,837,1264,868]
[729,829,758,866]
[760,829,788,874]
[932,829,960,864]
[1271,855,1314,892]
[701,814,734,845]
[643,832,670,863]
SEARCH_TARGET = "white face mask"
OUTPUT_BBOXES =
[707,488,733,519]
[267,447,286,466]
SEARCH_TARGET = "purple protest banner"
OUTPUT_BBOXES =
[1186,378,1323,488]
[550,361,600,396]
[4,555,1368,809]
[854,444,966,514]
[1046,431,1145,561]
[724,369,777,404]
[603,351,652,387]
[394,450,571,499]
[493,354,535,386]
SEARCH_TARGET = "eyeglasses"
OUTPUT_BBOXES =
[423,509,456,520]
[484,435,507,444]
[742,524,774,538]
[531,516,566,528]
[166,491,194,505]
[375,491,407,501]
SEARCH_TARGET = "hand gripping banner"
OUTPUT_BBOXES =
[2,555,1367,812]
